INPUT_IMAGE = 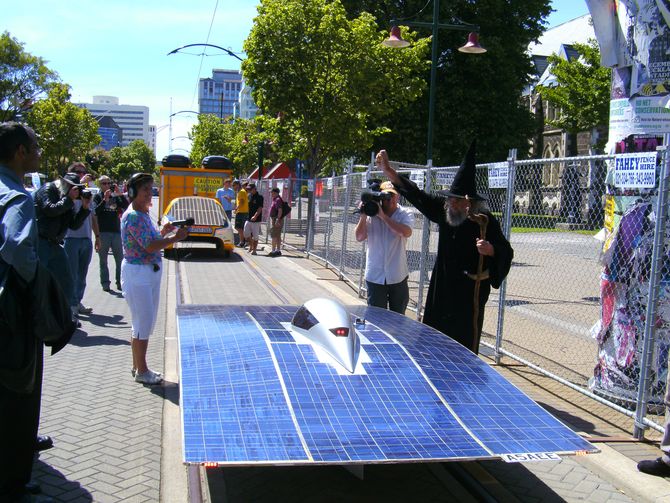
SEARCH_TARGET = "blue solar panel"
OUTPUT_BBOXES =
[178,304,595,465]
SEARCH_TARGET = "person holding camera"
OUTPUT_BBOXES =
[33,169,91,326]
[64,162,99,318]
[94,175,128,292]
[355,180,414,314]
[121,173,188,385]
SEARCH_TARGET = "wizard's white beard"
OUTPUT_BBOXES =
[446,206,468,226]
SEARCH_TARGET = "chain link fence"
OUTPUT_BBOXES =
[249,148,670,438]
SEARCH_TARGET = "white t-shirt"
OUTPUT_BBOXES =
[364,204,414,285]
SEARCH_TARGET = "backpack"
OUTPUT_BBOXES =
[281,200,291,217]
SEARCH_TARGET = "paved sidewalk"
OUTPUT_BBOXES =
[27,243,670,502]
[33,251,168,502]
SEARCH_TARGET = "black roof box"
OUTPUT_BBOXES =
[162,154,190,167]
[202,155,232,170]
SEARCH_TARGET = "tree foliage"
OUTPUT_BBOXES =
[25,83,101,177]
[242,0,430,176]
[537,40,611,137]
[189,114,281,177]
[0,31,59,122]
[341,0,553,165]
[108,140,157,182]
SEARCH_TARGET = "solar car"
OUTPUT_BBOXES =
[162,196,234,257]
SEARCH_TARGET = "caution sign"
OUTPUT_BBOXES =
[194,176,224,194]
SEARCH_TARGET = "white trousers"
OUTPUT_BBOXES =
[121,261,162,340]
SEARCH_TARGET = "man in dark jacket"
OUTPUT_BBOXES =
[376,141,513,353]
[33,171,90,322]
[0,122,46,501]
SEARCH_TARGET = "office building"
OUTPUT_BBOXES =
[238,80,258,120]
[199,69,242,119]
[78,96,153,151]
[96,116,123,151]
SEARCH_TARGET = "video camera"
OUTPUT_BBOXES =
[360,179,392,217]
[80,189,92,200]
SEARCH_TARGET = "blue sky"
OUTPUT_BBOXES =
[4,0,588,159]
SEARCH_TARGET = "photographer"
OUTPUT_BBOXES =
[33,170,91,325]
[355,180,414,314]
[94,176,128,292]
[64,162,99,317]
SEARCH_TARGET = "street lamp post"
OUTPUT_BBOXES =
[383,1,485,319]
[383,0,485,167]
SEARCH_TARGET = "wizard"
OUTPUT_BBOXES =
[376,140,513,353]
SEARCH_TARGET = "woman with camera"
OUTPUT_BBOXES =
[121,173,188,385]
[94,175,128,292]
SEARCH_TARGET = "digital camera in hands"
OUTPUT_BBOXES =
[360,179,392,217]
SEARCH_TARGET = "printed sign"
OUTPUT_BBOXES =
[410,170,424,190]
[501,452,562,463]
[613,152,657,188]
[435,169,456,188]
[488,162,509,189]
[194,176,224,194]
[307,179,315,192]
[326,177,333,190]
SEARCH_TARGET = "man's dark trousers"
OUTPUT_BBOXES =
[0,344,43,500]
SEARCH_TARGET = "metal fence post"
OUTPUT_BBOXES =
[339,172,354,280]
[324,176,335,267]
[415,162,432,320]
[306,174,317,256]
[494,149,517,364]
[634,144,670,440]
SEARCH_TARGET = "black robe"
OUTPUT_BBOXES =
[396,177,513,353]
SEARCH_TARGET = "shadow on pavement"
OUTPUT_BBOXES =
[478,460,567,502]
[33,458,93,502]
[150,380,180,406]
[210,463,458,502]
[79,313,128,328]
[539,401,596,435]
[166,248,240,263]
[68,329,129,347]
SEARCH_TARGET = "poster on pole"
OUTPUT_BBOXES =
[410,170,424,190]
[613,152,657,188]
[488,162,509,189]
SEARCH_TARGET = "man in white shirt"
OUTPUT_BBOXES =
[355,180,414,314]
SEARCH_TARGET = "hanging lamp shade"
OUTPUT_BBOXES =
[382,26,410,48]
[458,32,486,54]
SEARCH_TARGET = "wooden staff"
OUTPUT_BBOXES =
[467,199,489,354]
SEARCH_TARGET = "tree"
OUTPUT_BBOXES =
[0,31,59,122]
[537,40,611,153]
[25,83,101,177]
[341,0,553,165]
[85,148,113,178]
[537,40,610,225]
[242,0,430,177]
[189,114,281,178]
[108,140,157,182]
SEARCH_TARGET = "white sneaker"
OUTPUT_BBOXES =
[135,369,163,385]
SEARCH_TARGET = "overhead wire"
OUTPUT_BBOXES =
[191,0,221,109]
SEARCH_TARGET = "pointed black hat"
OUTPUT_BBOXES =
[438,139,485,200]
